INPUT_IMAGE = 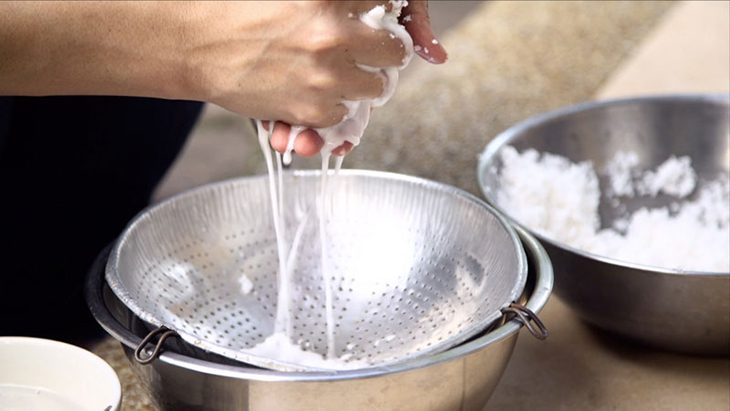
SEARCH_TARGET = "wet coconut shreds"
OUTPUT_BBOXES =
[248,1,415,370]
[496,146,730,272]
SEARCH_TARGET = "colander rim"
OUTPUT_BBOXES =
[105,169,529,371]
[89,225,550,382]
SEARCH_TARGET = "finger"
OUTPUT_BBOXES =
[318,103,350,128]
[293,129,325,157]
[339,64,384,100]
[285,102,349,129]
[270,121,291,153]
[401,0,447,64]
[332,141,354,156]
[347,21,407,67]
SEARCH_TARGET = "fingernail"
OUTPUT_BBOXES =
[430,37,448,63]
[415,40,447,64]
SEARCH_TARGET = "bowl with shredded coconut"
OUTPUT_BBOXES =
[478,94,730,355]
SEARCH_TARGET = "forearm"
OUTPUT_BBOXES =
[0,1,194,99]
[0,0,445,134]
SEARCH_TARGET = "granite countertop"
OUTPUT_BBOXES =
[92,1,730,410]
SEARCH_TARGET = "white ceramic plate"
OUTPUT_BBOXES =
[0,337,121,411]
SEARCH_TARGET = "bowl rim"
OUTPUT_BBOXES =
[477,92,730,277]
[0,336,122,408]
[87,225,552,383]
[105,168,530,372]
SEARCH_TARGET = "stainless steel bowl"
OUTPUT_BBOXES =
[87,226,552,411]
[478,94,730,355]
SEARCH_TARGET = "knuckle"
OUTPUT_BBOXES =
[353,72,384,99]
[314,109,340,127]
[385,36,407,65]
[306,21,345,55]
[369,74,385,96]
[290,102,334,127]
[308,71,338,91]
[309,35,339,55]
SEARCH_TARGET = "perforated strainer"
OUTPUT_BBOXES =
[106,170,527,372]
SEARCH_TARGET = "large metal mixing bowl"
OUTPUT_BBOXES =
[87,226,552,411]
[478,94,730,355]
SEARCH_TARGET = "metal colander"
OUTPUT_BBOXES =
[106,170,527,372]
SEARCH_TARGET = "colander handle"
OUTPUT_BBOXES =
[501,303,549,340]
[134,326,179,365]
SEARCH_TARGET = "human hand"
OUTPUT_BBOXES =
[269,0,448,158]
[0,2,402,127]
[0,1,445,158]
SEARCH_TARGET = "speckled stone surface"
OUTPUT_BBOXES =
[91,1,680,410]
[93,338,155,410]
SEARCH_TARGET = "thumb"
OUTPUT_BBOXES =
[400,0,448,64]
